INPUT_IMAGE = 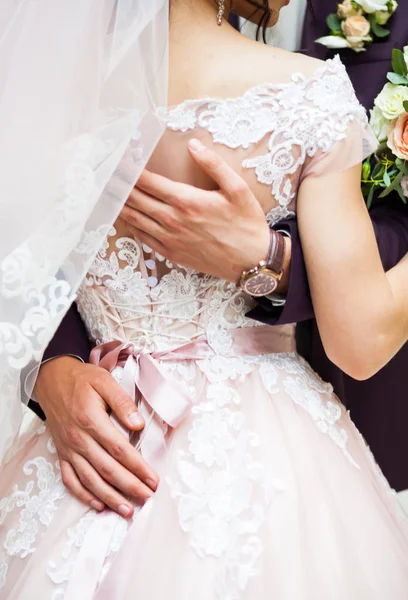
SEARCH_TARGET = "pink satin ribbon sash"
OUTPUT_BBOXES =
[63,325,295,600]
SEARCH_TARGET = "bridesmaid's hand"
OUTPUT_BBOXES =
[34,356,159,518]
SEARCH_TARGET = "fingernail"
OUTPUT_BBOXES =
[128,412,144,428]
[90,500,104,511]
[146,478,159,491]
[188,138,205,153]
[118,504,132,518]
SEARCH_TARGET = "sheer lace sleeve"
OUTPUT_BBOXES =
[240,56,378,220]
[298,59,378,182]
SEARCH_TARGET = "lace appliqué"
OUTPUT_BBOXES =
[0,443,65,590]
[240,351,358,466]
[1,460,65,559]
[284,375,359,468]
[160,56,368,226]
[167,373,284,599]
[274,354,359,468]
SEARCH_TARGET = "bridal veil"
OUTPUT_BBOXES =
[0,0,168,464]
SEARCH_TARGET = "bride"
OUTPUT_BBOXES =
[1,0,408,598]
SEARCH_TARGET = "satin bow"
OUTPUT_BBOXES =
[89,337,218,463]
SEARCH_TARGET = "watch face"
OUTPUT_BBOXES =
[243,273,278,297]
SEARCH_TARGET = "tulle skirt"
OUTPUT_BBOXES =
[1,352,407,599]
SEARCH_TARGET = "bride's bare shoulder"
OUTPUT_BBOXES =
[206,36,326,99]
[169,32,327,104]
[234,38,325,86]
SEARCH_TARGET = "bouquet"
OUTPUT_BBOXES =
[362,45,408,207]
[316,0,398,53]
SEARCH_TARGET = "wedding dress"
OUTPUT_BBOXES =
[1,56,408,600]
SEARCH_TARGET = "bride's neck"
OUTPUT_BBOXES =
[170,0,220,31]
[169,0,241,103]
[170,0,237,50]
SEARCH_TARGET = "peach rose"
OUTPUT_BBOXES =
[341,15,371,40]
[337,0,362,18]
[388,113,408,160]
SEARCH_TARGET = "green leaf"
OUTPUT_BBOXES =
[379,170,404,198]
[396,158,408,175]
[392,49,408,77]
[369,14,390,38]
[326,13,341,32]
[386,72,408,85]
[362,183,371,199]
[396,184,408,204]
[383,170,391,187]
[366,185,375,209]
[371,161,385,179]
[404,100,408,112]
[401,160,408,176]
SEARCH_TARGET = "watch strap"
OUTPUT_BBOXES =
[266,229,285,275]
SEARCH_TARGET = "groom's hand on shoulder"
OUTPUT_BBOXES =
[34,356,159,518]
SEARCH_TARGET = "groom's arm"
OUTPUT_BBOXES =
[248,199,408,326]
[28,303,91,420]
[42,302,91,364]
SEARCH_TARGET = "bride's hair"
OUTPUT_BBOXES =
[242,1,272,42]
[243,0,315,42]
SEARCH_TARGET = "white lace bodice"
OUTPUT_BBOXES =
[77,231,259,355]
[158,56,369,224]
[77,56,371,353]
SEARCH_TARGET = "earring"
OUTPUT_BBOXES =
[217,0,225,25]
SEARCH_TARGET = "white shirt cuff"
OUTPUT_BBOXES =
[25,354,85,403]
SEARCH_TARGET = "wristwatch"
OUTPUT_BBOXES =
[239,229,286,297]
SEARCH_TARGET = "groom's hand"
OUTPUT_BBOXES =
[121,139,280,285]
[34,356,159,518]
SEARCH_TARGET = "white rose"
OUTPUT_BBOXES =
[401,175,408,198]
[315,35,352,50]
[375,1,397,24]
[354,0,388,13]
[315,34,368,52]
[374,83,408,120]
[369,106,392,142]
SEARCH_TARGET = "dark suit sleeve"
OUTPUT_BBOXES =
[42,303,91,363]
[248,201,408,326]
[28,303,91,419]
